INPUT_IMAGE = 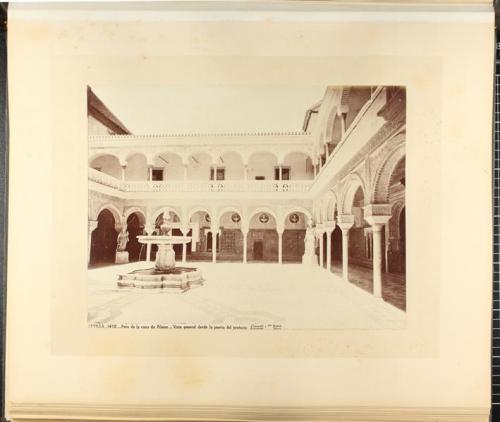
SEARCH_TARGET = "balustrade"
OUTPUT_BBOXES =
[89,168,312,193]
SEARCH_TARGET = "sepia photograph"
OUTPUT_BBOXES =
[5,3,494,420]
[87,85,406,330]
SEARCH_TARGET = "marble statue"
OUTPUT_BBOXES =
[302,219,317,266]
[116,227,129,252]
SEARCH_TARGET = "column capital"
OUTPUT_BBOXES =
[315,224,325,236]
[144,224,155,235]
[337,214,354,232]
[337,104,349,116]
[363,203,392,227]
[324,221,336,233]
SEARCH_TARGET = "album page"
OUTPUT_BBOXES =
[5,2,494,421]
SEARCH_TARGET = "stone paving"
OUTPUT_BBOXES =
[88,262,405,329]
[329,262,406,311]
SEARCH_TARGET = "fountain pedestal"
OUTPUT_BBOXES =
[155,244,176,270]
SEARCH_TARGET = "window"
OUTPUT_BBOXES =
[210,167,225,180]
[152,169,163,181]
[274,166,290,180]
[255,176,265,180]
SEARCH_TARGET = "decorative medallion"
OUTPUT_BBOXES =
[289,213,300,224]
[259,213,270,224]
[231,213,241,223]
[205,214,211,223]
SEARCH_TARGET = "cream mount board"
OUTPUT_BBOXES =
[5,2,495,421]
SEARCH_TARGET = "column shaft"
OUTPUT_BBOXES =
[318,234,324,267]
[212,232,217,263]
[372,225,383,298]
[243,233,248,263]
[146,243,152,262]
[278,232,283,264]
[182,243,187,263]
[342,231,349,281]
[88,221,98,265]
[326,231,332,272]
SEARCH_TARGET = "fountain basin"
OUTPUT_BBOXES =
[137,235,191,245]
[118,267,203,291]
[117,213,204,291]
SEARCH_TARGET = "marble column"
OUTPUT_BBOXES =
[88,220,98,265]
[364,204,392,299]
[121,165,126,180]
[371,225,384,297]
[325,225,335,272]
[278,230,283,264]
[244,164,248,181]
[211,228,218,263]
[148,166,153,181]
[337,215,354,282]
[181,227,189,264]
[144,224,154,261]
[318,230,324,268]
[242,227,249,263]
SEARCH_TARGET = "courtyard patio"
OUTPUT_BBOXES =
[88,262,405,330]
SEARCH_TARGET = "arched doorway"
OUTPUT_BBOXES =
[90,209,117,266]
[218,211,244,262]
[282,211,307,263]
[126,212,145,262]
[386,155,406,276]
[331,225,342,273]
[248,211,278,262]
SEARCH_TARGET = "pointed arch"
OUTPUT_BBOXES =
[217,206,243,222]
[151,206,182,224]
[326,190,339,221]
[341,172,367,214]
[248,206,279,223]
[371,142,406,204]
[187,206,212,222]
[123,207,147,225]
[96,203,122,225]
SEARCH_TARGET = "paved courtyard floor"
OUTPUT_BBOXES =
[88,262,405,330]
[328,263,406,311]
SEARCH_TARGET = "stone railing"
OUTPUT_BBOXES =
[89,168,312,193]
[89,131,312,148]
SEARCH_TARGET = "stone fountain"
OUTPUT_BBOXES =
[117,212,203,291]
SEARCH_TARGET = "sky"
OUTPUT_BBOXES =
[91,85,326,134]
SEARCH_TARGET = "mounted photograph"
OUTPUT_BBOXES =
[87,85,406,330]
